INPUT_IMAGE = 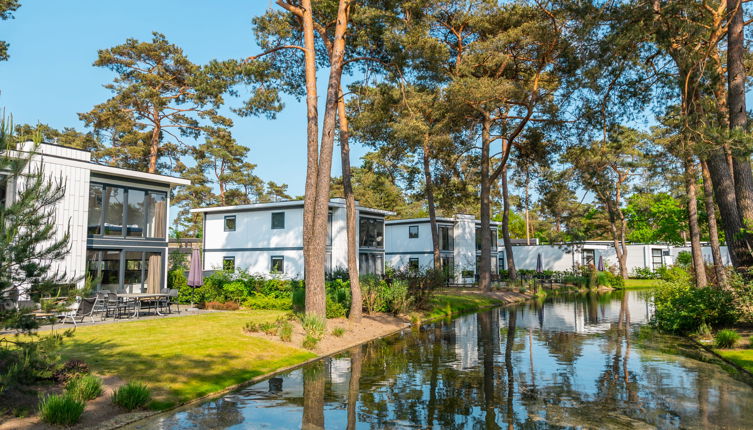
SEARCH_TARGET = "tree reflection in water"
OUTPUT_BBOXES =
[128,291,753,430]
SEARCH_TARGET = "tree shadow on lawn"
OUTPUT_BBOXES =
[59,337,313,409]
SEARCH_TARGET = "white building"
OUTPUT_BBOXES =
[192,198,394,279]
[2,143,189,298]
[504,240,732,274]
[385,215,499,283]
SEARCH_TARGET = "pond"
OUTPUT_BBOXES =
[126,290,753,429]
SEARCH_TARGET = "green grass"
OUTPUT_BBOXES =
[57,311,315,409]
[624,278,661,289]
[112,382,151,411]
[716,348,753,374]
[428,294,502,319]
[38,394,85,426]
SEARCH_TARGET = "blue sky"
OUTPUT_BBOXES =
[0,0,369,196]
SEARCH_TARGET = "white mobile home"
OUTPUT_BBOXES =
[3,143,190,300]
[504,240,732,274]
[385,215,499,282]
[192,199,393,279]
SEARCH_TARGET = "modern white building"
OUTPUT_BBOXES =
[192,198,394,279]
[2,142,190,298]
[385,215,499,282]
[503,240,732,274]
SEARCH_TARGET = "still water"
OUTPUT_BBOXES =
[127,291,753,429]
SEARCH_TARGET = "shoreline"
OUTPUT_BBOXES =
[2,290,531,430]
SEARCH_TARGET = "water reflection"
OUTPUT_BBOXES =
[128,290,753,429]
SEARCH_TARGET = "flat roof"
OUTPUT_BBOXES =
[191,199,396,216]
[386,217,501,226]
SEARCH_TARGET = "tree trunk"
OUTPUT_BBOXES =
[727,0,753,261]
[307,0,350,317]
[706,152,750,267]
[479,116,493,291]
[501,165,517,280]
[605,199,628,279]
[478,311,496,428]
[337,87,362,323]
[684,159,707,287]
[701,160,728,287]
[423,134,441,272]
[302,364,326,430]
[299,0,322,315]
[346,346,362,430]
[148,118,160,174]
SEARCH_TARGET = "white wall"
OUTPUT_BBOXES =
[204,249,305,279]
[454,215,477,280]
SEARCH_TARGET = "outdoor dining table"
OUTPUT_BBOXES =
[117,293,170,318]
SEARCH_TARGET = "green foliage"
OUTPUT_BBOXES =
[596,271,624,288]
[652,280,737,333]
[625,193,686,245]
[331,327,346,337]
[243,295,292,310]
[714,329,741,349]
[302,335,319,350]
[299,314,326,340]
[38,394,85,426]
[0,330,72,396]
[326,300,347,319]
[65,374,103,402]
[167,268,187,292]
[278,321,293,342]
[675,251,693,267]
[0,0,20,62]
[112,382,151,411]
[258,321,277,336]
[243,321,259,333]
[632,267,661,279]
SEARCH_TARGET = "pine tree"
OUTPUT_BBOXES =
[0,0,19,62]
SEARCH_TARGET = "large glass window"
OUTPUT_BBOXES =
[103,187,125,236]
[126,189,146,237]
[86,249,163,293]
[146,192,167,239]
[100,250,121,291]
[359,253,384,275]
[124,251,144,291]
[88,184,104,235]
[359,217,384,248]
[475,227,497,251]
[439,226,453,251]
[652,249,664,269]
[441,255,454,278]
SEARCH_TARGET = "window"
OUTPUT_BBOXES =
[88,184,104,235]
[224,215,236,232]
[89,184,167,239]
[409,258,420,271]
[359,253,384,275]
[223,256,236,271]
[126,189,146,237]
[440,255,454,277]
[145,192,167,238]
[408,225,419,239]
[0,174,7,208]
[652,249,664,269]
[499,253,506,271]
[359,217,384,248]
[124,251,145,290]
[439,226,453,251]
[475,227,497,251]
[271,256,285,273]
[104,187,125,236]
[582,249,595,266]
[100,250,121,291]
[271,212,285,229]
[86,249,163,294]
[327,211,333,246]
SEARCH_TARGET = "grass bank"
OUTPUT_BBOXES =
[58,310,314,410]
[426,292,520,320]
[623,278,661,289]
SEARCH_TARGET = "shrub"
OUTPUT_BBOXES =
[243,295,292,310]
[326,299,347,319]
[259,322,278,336]
[386,280,413,315]
[676,251,693,267]
[243,322,259,333]
[38,394,85,426]
[596,271,624,289]
[302,335,319,350]
[167,268,187,292]
[300,314,326,340]
[715,329,741,349]
[66,374,102,402]
[361,275,388,314]
[204,301,239,311]
[278,321,293,342]
[652,280,737,333]
[112,382,151,411]
[632,267,660,279]
[53,359,89,383]
[331,327,345,337]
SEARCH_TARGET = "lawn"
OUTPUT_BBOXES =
[715,349,753,375]
[57,311,315,409]
[623,278,661,289]
[427,294,503,319]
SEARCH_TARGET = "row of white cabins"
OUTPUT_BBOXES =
[4,143,733,299]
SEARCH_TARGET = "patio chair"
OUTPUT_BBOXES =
[165,289,180,314]
[105,292,120,318]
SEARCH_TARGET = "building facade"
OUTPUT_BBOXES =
[502,240,732,274]
[3,143,189,298]
[385,215,499,283]
[192,198,393,279]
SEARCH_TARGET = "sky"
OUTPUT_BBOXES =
[0,0,370,196]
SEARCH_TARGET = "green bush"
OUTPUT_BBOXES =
[595,271,624,288]
[112,382,151,411]
[243,295,292,310]
[632,267,660,279]
[278,321,293,342]
[65,374,102,402]
[167,268,187,292]
[715,329,741,348]
[326,299,347,318]
[38,393,85,426]
[361,275,388,314]
[300,314,326,340]
[652,280,737,333]
[676,251,693,267]
[385,280,413,315]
